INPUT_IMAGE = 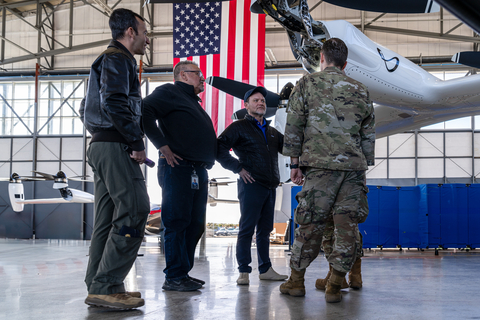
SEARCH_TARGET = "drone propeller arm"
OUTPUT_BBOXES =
[17,198,71,205]
[65,188,95,203]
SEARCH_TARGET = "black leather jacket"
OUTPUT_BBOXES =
[80,40,144,151]
[217,114,284,189]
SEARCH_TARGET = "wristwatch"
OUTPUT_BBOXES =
[289,163,299,169]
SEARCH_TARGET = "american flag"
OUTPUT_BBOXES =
[173,0,266,135]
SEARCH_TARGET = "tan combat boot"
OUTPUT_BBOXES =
[279,268,306,297]
[349,258,363,289]
[325,269,346,303]
[315,264,349,290]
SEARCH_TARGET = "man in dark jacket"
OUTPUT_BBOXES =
[217,86,288,285]
[143,60,217,292]
[79,8,150,310]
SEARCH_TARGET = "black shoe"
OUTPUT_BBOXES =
[162,277,202,291]
[188,276,205,285]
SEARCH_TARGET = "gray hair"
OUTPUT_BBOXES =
[173,60,199,81]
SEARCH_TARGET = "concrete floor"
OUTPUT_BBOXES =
[1,237,479,320]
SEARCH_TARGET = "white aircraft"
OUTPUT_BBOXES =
[5,171,94,213]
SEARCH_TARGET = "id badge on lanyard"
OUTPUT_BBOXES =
[191,169,199,190]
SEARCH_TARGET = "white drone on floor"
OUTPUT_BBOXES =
[4,171,94,212]
[4,171,237,212]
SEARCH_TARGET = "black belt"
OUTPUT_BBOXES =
[181,159,209,169]
[160,157,209,169]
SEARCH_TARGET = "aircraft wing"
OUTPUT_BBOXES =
[375,103,479,138]
[15,198,76,205]
[208,194,239,204]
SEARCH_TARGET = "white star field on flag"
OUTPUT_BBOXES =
[173,2,222,58]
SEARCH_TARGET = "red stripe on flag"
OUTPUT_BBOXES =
[211,54,220,134]
[225,0,237,130]
[173,58,180,69]
[242,0,250,84]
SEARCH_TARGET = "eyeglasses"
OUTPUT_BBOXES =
[183,70,204,78]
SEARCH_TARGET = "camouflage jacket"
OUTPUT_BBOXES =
[283,66,375,171]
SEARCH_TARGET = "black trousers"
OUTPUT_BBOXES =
[158,158,208,280]
[236,179,276,274]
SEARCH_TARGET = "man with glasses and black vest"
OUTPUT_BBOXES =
[143,60,217,291]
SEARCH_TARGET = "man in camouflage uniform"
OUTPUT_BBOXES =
[280,38,375,303]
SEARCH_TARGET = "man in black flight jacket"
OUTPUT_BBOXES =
[217,86,288,285]
[143,60,217,292]
[80,8,150,310]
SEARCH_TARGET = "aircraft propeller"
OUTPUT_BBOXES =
[435,0,480,35]
[451,52,480,69]
[32,170,91,182]
[206,76,295,120]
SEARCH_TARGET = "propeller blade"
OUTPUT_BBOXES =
[322,0,439,13]
[32,170,56,180]
[10,173,45,181]
[205,76,280,108]
[452,51,480,69]
[435,0,480,35]
[69,175,93,182]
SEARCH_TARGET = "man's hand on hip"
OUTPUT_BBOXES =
[239,168,255,184]
[159,145,183,167]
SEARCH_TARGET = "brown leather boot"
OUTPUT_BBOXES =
[279,268,306,297]
[325,269,346,303]
[315,265,349,290]
[349,258,363,289]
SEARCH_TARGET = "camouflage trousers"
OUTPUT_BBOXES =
[290,169,369,273]
[322,220,364,262]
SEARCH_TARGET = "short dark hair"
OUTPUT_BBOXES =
[173,60,198,80]
[321,38,348,68]
[109,8,144,41]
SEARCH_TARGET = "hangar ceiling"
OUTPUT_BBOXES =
[0,0,478,73]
